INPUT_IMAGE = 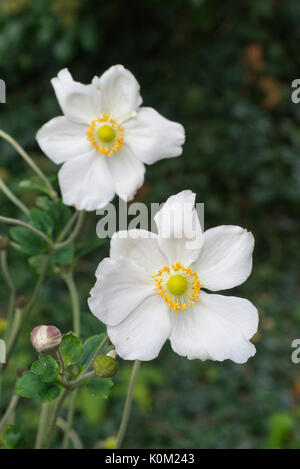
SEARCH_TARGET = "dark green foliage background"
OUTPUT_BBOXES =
[0,0,299,449]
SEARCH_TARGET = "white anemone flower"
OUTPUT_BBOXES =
[88,190,259,363]
[36,65,185,211]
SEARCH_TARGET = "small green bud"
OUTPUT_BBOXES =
[93,354,119,378]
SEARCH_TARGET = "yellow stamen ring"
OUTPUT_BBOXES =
[86,114,124,156]
[153,262,203,314]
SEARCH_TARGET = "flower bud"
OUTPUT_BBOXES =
[93,354,119,378]
[30,325,62,354]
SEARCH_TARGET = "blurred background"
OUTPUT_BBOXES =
[0,0,300,449]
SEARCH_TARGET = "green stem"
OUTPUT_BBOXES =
[62,389,77,449]
[0,250,16,331]
[44,389,70,449]
[115,360,141,449]
[57,418,83,449]
[0,394,19,433]
[0,215,53,248]
[55,211,85,249]
[0,179,29,216]
[3,256,50,368]
[71,370,95,387]
[86,335,109,371]
[35,403,49,449]
[62,272,80,337]
[57,211,79,243]
[0,129,57,200]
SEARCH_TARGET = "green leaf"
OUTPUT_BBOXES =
[31,354,59,383]
[36,197,72,238]
[29,208,53,237]
[4,425,26,449]
[16,371,47,398]
[10,227,48,255]
[16,371,61,402]
[28,254,51,275]
[19,176,54,198]
[75,237,107,261]
[78,333,107,370]
[60,333,83,366]
[50,244,73,266]
[86,376,114,398]
[38,384,61,403]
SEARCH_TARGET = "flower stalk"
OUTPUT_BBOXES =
[115,360,141,449]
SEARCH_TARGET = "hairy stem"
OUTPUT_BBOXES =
[0,215,53,248]
[3,256,50,368]
[44,389,70,449]
[0,179,29,217]
[62,272,81,337]
[0,250,16,331]
[55,211,85,249]
[0,394,19,433]
[35,403,49,449]
[0,129,57,200]
[115,360,141,449]
[62,389,77,449]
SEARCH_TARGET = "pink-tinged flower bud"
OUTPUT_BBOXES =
[30,325,62,354]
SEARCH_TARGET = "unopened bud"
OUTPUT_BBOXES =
[0,236,10,250]
[93,354,119,378]
[30,325,62,354]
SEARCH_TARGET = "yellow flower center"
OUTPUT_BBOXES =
[97,125,115,142]
[86,114,124,156]
[153,262,203,314]
[167,275,188,296]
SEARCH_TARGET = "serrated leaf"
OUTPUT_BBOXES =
[29,208,53,237]
[61,333,83,366]
[50,244,73,265]
[16,371,47,398]
[16,371,61,402]
[10,227,48,255]
[38,384,61,403]
[78,334,107,370]
[31,354,59,383]
[86,376,114,398]
[36,197,72,239]
[19,176,54,198]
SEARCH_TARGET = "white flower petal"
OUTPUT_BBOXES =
[110,229,168,275]
[169,291,258,363]
[107,295,171,361]
[154,190,203,267]
[193,225,254,291]
[88,257,154,327]
[124,107,185,164]
[106,146,145,202]
[58,151,115,211]
[51,68,101,124]
[36,116,90,164]
[98,65,142,122]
